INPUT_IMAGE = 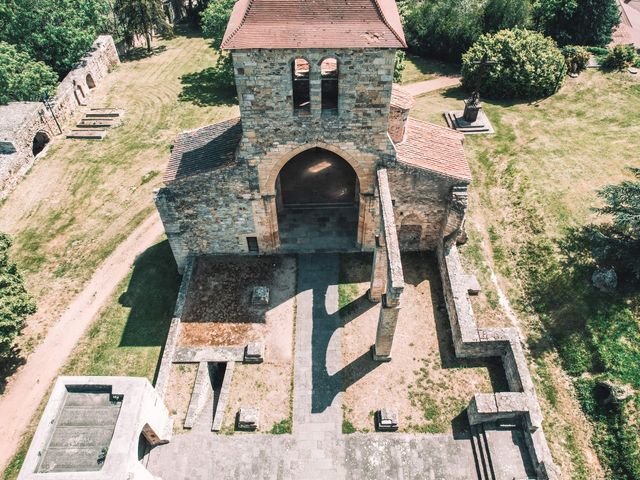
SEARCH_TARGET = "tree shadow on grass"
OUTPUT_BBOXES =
[118,240,181,350]
[122,45,168,63]
[405,54,461,79]
[179,67,237,107]
[0,348,26,395]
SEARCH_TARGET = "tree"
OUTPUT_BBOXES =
[0,233,36,370]
[394,50,406,82]
[483,0,531,32]
[114,0,171,52]
[0,0,111,78]
[532,0,620,46]
[0,42,57,104]
[201,0,236,49]
[563,168,640,285]
[462,29,566,99]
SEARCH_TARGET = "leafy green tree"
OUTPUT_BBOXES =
[565,168,640,283]
[114,0,171,52]
[483,0,531,32]
[403,0,485,61]
[0,0,111,78]
[394,50,406,82]
[462,28,566,99]
[0,42,57,104]
[532,0,620,46]
[0,233,36,370]
[201,0,236,49]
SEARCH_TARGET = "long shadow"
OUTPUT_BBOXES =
[0,348,26,394]
[121,45,167,63]
[178,67,237,107]
[405,54,461,78]
[119,240,181,349]
[299,253,380,413]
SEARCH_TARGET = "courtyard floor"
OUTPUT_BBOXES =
[147,253,534,479]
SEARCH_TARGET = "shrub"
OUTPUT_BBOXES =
[483,0,531,33]
[0,233,36,370]
[532,0,620,47]
[602,45,640,71]
[394,50,406,83]
[201,0,236,49]
[461,29,567,99]
[0,42,57,104]
[562,45,590,74]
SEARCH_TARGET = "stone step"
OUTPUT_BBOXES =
[212,362,234,432]
[470,423,496,480]
[77,119,117,129]
[85,108,123,118]
[66,129,107,140]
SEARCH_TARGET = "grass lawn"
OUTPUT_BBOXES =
[412,70,640,478]
[400,53,459,84]
[2,240,180,480]
[0,29,238,357]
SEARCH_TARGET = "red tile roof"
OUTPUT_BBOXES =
[221,0,407,49]
[164,118,242,182]
[390,83,414,110]
[394,117,471,182]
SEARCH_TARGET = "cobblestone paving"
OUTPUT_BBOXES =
[146,254,532,480]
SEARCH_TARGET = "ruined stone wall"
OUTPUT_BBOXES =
[387,162,468,251]
[0,36,119,198]
[155,163,260,271]
[232,48,397,200]
[388,105,409,143]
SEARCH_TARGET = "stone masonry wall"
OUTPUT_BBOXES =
[232,48,397,202]
[386,162,468,251]
[155,163,258,271]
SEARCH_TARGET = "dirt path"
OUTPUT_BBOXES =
[402,75,461,96]
[0,213,163,472]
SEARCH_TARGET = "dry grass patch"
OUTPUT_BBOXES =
[340,252,507,433]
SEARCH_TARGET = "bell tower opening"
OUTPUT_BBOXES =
[276,147,359,252]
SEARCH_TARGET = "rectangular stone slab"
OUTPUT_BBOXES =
[173,346,245,363]
[66,129,106,140]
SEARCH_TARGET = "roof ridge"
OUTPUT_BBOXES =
[370,0,408,48]
[221,0,256,50]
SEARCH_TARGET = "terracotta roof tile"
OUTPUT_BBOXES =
[164,118,242,183]
[394,117,471,182]
[221,0,407,49]
[390,83,414,110]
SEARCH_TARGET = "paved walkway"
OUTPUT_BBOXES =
[0,213,164,472]
[402,75,461,96]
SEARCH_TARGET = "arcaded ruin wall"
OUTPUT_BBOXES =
[0,35,119,198]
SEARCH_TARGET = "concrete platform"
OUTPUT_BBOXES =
[444,110,495,135]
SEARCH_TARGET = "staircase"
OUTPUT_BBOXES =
[67,108,124,140]
[470,423,496,480]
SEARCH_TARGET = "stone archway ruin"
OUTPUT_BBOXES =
[32,131,50,157]
[275,147,360,251]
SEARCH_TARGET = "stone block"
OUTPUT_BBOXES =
[244,342,265,364]
[466,274,481,296]
[375,407,398,432]
[236,407,259,431]
[252,286,270,306]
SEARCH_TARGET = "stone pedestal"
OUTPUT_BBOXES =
[251,286,270,306]
[372,295,401,361]
[444,109,495,135]
[375,407,399,431]
[369,235,387,302]
[236,407,259,431]
[244,342,264,363]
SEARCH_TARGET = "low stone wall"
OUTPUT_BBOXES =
[436,241,560,479]
[0,36,119,198]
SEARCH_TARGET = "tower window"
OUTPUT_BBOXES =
[292,58,310,112]
[321,58,338,113]
[246,236,259,253]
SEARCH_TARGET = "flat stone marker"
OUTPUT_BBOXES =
[244,342,264,364]
[66,129,106,140]
[251,286,270,306]
[466,275,481,296]
[86,108,124,118]
[375,407,398,432]
[236,407,259,431]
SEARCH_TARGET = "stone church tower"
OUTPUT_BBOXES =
[156,0,471,272]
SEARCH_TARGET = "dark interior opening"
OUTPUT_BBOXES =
[292,58,310,112]
[321,58,338,112]
[32,131,50,156]
[86,73,96,89]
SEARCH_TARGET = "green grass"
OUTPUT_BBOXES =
[414,69,640,477]
[342,418,356,434]
[401,54,459,84]
[338,283,359,310]
[271,419,292,434]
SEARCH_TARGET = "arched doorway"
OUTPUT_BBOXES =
[276,147,359,251]
[32,131,50,156]
[86,73,96,89]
